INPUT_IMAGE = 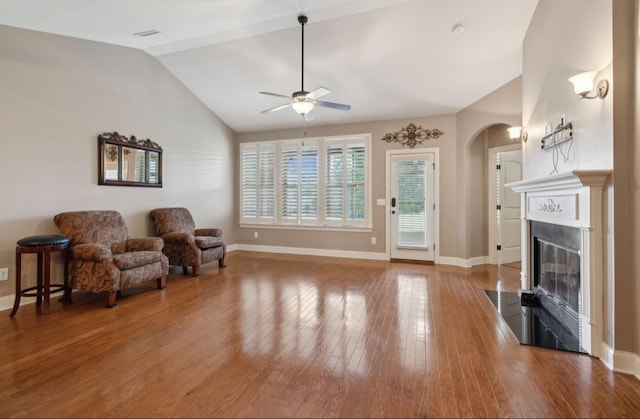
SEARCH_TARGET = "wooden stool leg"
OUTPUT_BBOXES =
[43,247,51,315]
[36,252,43,306]
[10,248,22,317]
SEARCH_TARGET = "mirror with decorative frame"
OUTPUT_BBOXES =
[98,132,163,187]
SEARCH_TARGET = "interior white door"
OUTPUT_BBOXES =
[390,153,434,261]
[497,149,522,264]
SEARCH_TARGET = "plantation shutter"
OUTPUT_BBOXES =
[325,144,344,221]
[258,146,275,221]
[280,143,298,223]
[240,134,370,228]
[346,143,365,221]
[300,143,318,222]
[241,146,258,221]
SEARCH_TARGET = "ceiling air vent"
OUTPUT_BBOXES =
[133,29,160,37]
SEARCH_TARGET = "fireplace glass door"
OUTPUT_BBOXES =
[534,238,580,314]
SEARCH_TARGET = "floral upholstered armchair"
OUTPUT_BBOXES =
[149,207,226,276]
[54,210,169,308]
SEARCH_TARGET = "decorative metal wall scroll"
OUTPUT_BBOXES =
[381,123,444,148]
[98,131,163,187]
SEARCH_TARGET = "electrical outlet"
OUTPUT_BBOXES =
[371,237,376,245]
[0,268,8,281]
[253,231,259,239]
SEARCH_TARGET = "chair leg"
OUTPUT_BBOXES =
[104,291,117,308]
[182,266,189,275]
[157,276,166,289]
[192,265,199,277]
[219,256,226,268]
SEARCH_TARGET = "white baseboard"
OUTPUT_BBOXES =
[437,256,488,268]
[601,342,640,380]
[230,243,388,260]
[470,256,489,266]
[231,244,489,268]
[437,256,471,267]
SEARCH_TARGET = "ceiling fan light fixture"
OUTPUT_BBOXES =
[259,15,350,119]
[292,100,314,115]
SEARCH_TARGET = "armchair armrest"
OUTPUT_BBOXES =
[126,237,164,252]
[72,244,113,262]
[161,232,195,245]
[194,228,222,238]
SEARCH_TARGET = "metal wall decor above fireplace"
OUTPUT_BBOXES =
[98,131,163,187]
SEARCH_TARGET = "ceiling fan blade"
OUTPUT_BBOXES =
[304,110,316,121]
[259,91,292,99]
[261,103,292,114]
[314,100,351,111]
[306,87,331,100]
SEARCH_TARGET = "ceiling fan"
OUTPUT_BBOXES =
[260,15,351,121]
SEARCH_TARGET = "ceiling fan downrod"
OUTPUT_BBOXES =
[298,15,307,94]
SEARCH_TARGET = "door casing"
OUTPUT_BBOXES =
[488,143,522,265]
[385,148,440,262]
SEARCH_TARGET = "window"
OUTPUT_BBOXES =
[241,144,275,223]
[240,134,371,229]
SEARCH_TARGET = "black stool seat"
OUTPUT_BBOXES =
[17,234,70,247]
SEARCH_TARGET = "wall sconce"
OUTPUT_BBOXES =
[507,126,527,142]
[507,126,522,141]
[568,71,609,99]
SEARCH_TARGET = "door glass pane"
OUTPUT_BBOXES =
[397,160,427,248]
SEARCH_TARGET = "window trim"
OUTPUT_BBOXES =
[239,133,372,230]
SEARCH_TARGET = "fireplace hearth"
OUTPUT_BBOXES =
[484,289,586,353]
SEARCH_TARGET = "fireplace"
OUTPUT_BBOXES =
[531,221,581,345]
[508,170,610,358]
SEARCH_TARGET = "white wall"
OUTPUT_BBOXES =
[523,0,640,368]
[0,26,235,305]
[522,1,613,179]
[235,115,459,257]
[456,77,523,260]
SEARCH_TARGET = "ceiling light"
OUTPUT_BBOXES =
[291,100,314,115]
[568,71,609,99]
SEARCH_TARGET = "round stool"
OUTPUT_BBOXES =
[10,234,71,317]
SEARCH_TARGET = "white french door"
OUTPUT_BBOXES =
[488,145,522,265]
[389,153,435,261]
[496,149,522,264]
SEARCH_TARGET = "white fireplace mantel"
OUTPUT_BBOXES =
[509,170,610,193]
[507,169,611,358]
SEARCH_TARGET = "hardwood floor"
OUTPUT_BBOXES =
[1,251,639,418]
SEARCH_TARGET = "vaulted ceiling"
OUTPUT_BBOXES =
[0,0,538,132]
